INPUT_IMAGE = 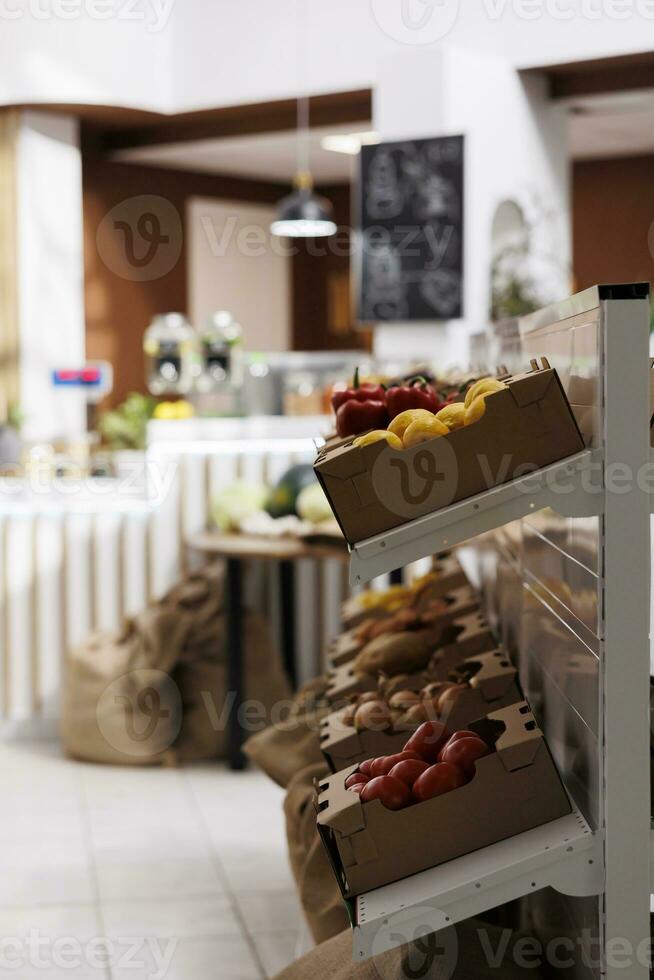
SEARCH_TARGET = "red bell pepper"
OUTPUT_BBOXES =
[385,377,441,420]
[335,399,388,438]
[331,368,386,414]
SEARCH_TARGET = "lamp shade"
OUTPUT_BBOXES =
[270,186,337,238]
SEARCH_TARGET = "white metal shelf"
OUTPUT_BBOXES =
[349,449,602,586]
[352,806,603,962]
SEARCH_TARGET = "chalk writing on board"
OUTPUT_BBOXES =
[358,135,464,321]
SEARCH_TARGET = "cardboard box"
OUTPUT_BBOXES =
[325,612,495,704]
[340,553,468,629]
[316,700,571,899]
[320,649,521,772]
[315,365,585,545]
[329,584,480,669]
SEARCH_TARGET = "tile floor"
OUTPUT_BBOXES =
[0,740,311,979]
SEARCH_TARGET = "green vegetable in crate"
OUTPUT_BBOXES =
[296,482,332,524]
[211,482,268,532]
[265,464,316,518]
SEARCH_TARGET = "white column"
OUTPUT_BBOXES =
[16,111,86,441]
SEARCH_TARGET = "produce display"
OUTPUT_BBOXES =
[326,611,496,704]
[340,555,467,628]
[316,700,572,898]
[330,583,479,669]
[320,649,520,772]
[330,367,508,445]
[344,722,490,811]
[316,360,585,545]
[210,465,339,538]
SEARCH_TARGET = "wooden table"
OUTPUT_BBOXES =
[187,530,348,770]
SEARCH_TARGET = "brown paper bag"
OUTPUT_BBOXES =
[273,918,549,980]
[244,677,331,788]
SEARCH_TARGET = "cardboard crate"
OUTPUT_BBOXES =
[325,612,495,704]
[316,701,571,899]
[340,553,468,630]
[329,584,480,669]
[320,649,521,772]
[315,364,585,545]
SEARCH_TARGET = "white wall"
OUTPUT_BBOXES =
[170,0,654,114]
[187,197,291,351]
[373,47,569,365]
[0,4,174,110]
[16,111,87,440]
[0,1,653,113]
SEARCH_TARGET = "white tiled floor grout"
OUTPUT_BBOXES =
[182,769,267,980]
[78,773,113,980]
[0,742,305,979]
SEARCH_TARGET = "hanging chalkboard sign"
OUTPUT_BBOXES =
[357,134,464,322]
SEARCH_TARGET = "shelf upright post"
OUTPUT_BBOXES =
[600,292,651,979]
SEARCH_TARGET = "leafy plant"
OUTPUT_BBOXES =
[490,194,569,322]
[98,393,156,451]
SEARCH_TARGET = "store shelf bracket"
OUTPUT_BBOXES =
[352,806,603,962]
[349,449,602,586]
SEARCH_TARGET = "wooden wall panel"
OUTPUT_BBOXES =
[572,155,654,296]
[82,159,289,408]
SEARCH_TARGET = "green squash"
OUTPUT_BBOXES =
[265,464,317,518]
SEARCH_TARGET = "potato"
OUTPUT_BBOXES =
[353,630,436,677]
[341,703,358,727]
[354,700,393,732]
[437,683,468,715]
[401,702,439,724]
[388,690,421,711]
[420,682,449,701]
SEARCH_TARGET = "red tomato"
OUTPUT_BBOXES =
[369,756,393,778]
[345,772,369,789]
[403,721,450,762]
[358,759,375,776]
[360,775,412,810]
[437,731,482,761]
[440,737,491,776]
[347,782,366,795]
[412,762,467,802]
[388,758,431,786]
[385,750,422,767]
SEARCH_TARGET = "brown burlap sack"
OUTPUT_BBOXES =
[60,608,189,765]
[61,561,291,766]
[173,612,292,762]
[273,918,548,980]
[244,676,331,788]
[284,761,349,944]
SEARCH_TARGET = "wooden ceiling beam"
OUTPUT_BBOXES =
[82,88,373,155]
[525,51,654,100]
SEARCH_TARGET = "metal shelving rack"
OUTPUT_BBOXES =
[341,285,652,979]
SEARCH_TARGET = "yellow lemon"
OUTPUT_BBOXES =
[463,377,506,409]
[388,408,434,441]
[174,400,194,419]
[435,401,465,431]
[153,402,178,420]
[464,394,490,425]
[403,416,449,449]
[353,429,403,450]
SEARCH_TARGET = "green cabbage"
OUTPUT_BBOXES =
[296,482,332,524]
[211,483,268,532]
